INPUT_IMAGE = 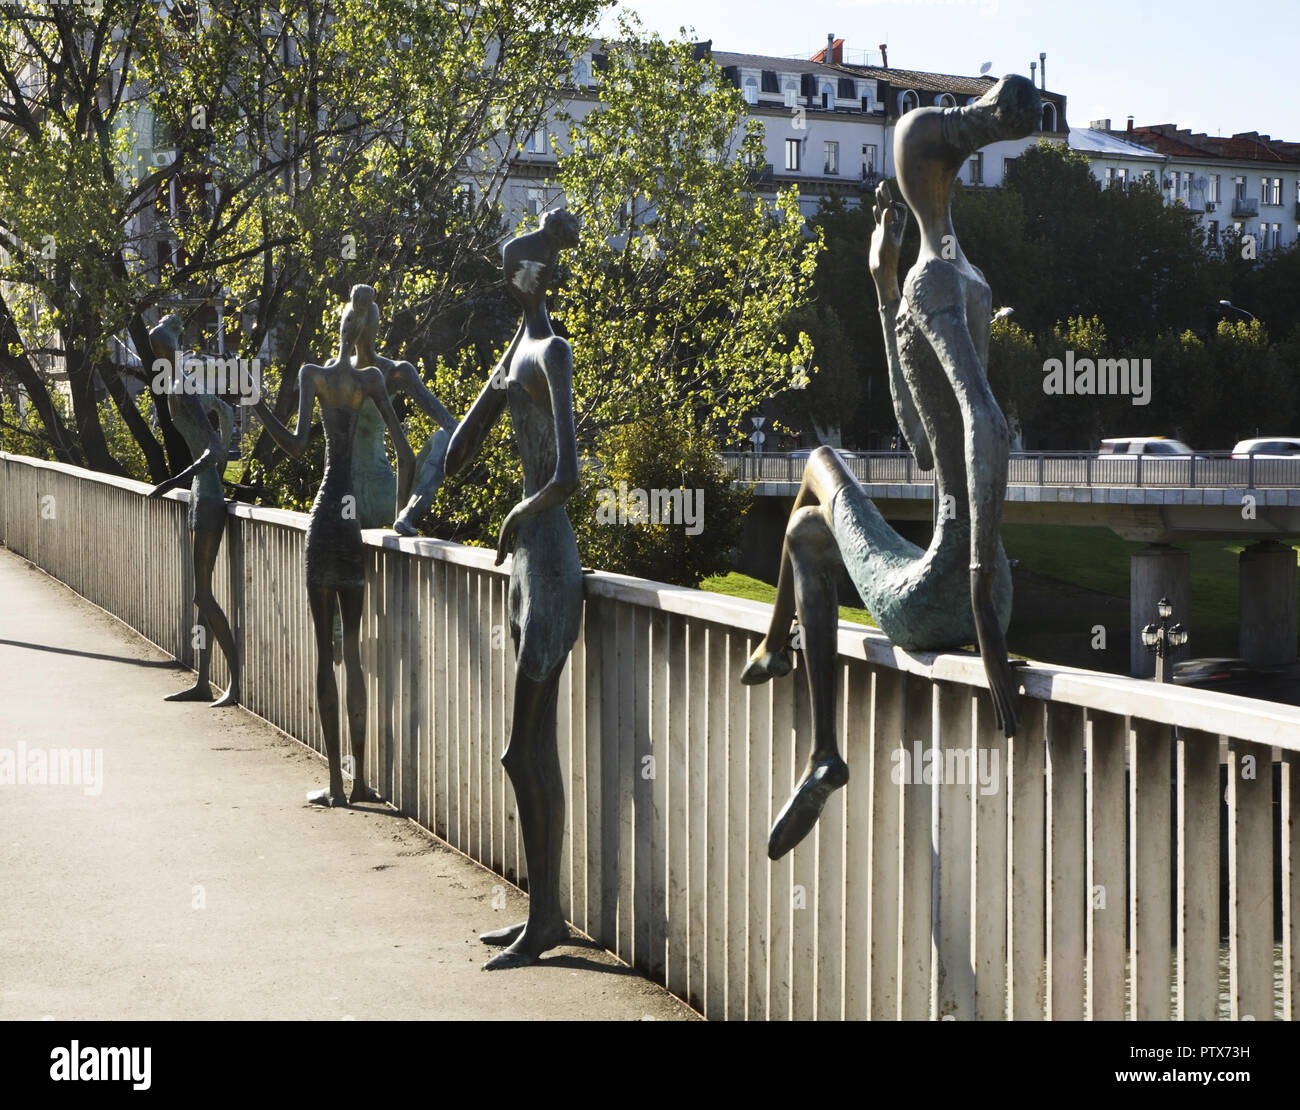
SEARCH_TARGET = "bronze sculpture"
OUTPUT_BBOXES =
[146,314,241,707]
[446,210,583,969]
[252,286,416,806]
[345,287,457,534]
[742,75,1039,859]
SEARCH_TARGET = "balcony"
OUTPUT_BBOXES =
[1232,197,1259,218]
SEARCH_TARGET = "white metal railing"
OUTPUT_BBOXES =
[2,451,1297,1020]
[724,451,1300,490]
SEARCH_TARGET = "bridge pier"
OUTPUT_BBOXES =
[1238,540,1297,667]
[1130,543,1190,677]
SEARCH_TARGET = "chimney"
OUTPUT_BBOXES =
[1126,116,1133,134]
[827,33,835,63]
[1039,51,1046,89]
[879,42,888,69]
[1030,61,1036,84]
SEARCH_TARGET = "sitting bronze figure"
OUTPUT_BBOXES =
[446,209,584,969]
[742,75,1039,859]
[252,287,415,806]
[146,314,241,707]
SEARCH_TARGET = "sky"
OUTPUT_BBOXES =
[599,0,1300,141]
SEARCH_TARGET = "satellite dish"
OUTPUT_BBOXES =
[1195,175,1208,191]
[979,62,992,75]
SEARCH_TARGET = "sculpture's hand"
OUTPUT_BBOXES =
[495,501,527,566]
[869,181,907,298]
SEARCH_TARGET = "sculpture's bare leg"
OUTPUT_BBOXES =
[765,502,850,859]
[482,666,573,969]
[919,306,1020,735]
[338,586,380,804]
[306,587,348,807]
[194,527,239,707]
[742,447,849,685]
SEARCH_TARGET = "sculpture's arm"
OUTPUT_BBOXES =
[911,271,1019,736]
[390,359,457,433]
[445,325,523,477]
[358,367,417,514]
[869,182,932,470]
[494,338,578,567]
[252,365,318,459]
[148,390,227,499]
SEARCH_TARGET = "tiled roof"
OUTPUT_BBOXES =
[1125,124,1300,165]
[709,49,848,79]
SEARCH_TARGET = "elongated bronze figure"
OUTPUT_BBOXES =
[742,75,1038,859]
[146,315,241,707]
[446,210,583,969]
[344,286,457,534]
[252,288,415,806]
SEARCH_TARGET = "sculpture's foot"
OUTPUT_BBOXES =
[210,686,240,708]
[165,683,213,703]
[392,516,418,538]
[740,643,793,685]
[349,781,383,805]
[479,921,527,947]
[480,920,572,970]
[768,755,849,860]
[306,786,348,808]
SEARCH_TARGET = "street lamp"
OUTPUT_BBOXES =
[1141,596,1189,683]
[1218,299,1256,323]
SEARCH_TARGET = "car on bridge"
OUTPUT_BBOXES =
[1097,436,1201,457]
[1230,437,1300,459]
[1173,657,1300,705]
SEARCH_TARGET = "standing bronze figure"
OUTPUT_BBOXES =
[343,285,457,534]
[146,315,241,707]
[252,287,415,806]
[742,75,1039,859]
[446,210,583,969]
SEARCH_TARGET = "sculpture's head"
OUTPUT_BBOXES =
[340,284,380,346]
[894,74,1039,220]
[502,209,581,310]
[149,313,184,354]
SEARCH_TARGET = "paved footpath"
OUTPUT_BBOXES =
[0,548,695,1021]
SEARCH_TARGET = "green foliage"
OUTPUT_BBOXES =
[568,409,751,586]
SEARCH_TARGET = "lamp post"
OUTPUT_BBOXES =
[1141,596,1189,684]
[1218,299,1256,323]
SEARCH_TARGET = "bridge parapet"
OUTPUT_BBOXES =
[2,452,1296,1020]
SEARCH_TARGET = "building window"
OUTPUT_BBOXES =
[1117,167,1128,190]
[1206,220,1218,247]
[1272,222,1281,247]
[525,188,543,219]
[1260,222,1269,249]
[572,58,590,87]
[1104,167,1115,188]
[820,83,834,109]
[761,70,779,94]
[528,125,548,155]
[1182,171,1192,197]
[863,143,878,179]
[1208,173,1220,203]
[785,137,801,172]
[1263,177,1281,205]
[969,152,983,184]
[1234,176,1247,201]
[1041,102,1057,131]
[937,93,956,108]
[1003,155,1018,179]
[782,79,799,106]
[898,90,918,114]
[823,141,839,175]
[743,77,758,105]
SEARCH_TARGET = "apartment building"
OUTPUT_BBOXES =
[1073,119,1300,252]
[508,36,1070,225]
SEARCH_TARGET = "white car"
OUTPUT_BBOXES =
[1230,437,1300,459]
[1097,436,1197,457]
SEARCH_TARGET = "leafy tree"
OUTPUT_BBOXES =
[553,15,819,445]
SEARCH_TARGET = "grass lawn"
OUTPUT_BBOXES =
[699,570,877,629]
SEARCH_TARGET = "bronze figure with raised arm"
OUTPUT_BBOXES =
[445,209,583,969]
[251,286,416,806]
[146,314,241,707]
[741,74,1039,859]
